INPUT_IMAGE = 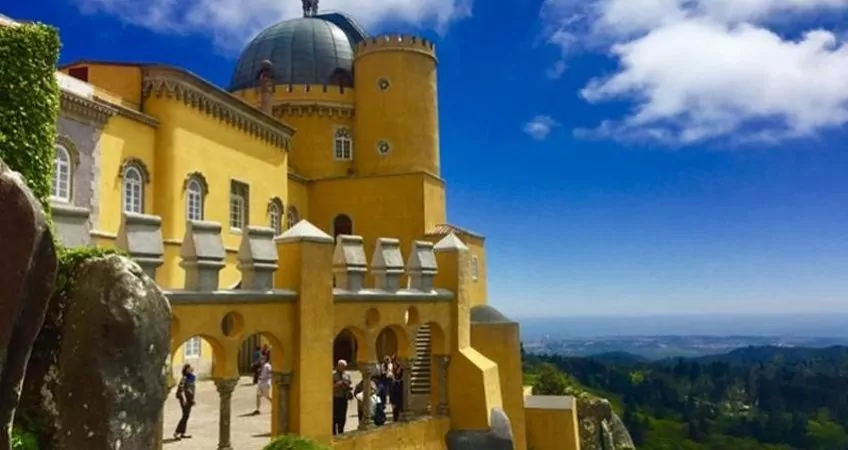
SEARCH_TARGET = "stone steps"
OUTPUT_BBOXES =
[410,324,432,395]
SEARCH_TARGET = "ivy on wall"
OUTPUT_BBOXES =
[0,22,61,213]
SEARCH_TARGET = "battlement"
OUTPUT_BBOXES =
[354,34,437,61]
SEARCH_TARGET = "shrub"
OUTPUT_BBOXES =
[262,434,333,450]
[0,22,60,213]
[11,427,38,450]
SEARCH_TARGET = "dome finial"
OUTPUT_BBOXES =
[302,0,319,17]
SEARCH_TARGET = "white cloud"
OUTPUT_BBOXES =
[542,0,848,145]
[75,0,472,52]
[545,60,568,79]
[524,115,559,140]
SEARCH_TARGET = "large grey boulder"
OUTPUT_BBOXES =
[574,393,635,450]
[0,161,58,450]
[19,255,170,450]
[445,407,514,450]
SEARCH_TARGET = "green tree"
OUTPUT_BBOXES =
[532,363,569,396]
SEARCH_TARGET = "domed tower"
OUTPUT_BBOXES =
[228,8,367,179]
[353,35,440,177]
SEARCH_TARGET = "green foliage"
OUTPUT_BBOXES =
[0,22,61,213]
[525,347,848,450]
[262,434,332,450]
[11,427,39,450]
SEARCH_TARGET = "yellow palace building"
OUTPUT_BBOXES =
[38,3,580,449]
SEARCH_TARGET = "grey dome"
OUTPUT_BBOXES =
[229,17,355,91]
[470,305,516,324]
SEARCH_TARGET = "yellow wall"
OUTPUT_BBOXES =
[525,403,581,450]
[471,322,527,450]
[141,97,288,289]
[63,63,143,108]
[332,417,450,450]
[288,175,309,220]
[308,173,427,260]
[234,86,355,181]
[353,46,440,178]
[423,176,446,231]
[97,114,157,233]
[465,237,488,307]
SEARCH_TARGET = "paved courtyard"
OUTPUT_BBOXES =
[163,373,375,449]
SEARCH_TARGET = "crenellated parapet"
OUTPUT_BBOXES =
[237,226,279,290]
[332,234,442,295]
[179,220,226,291]
[116,212,165,279]
[354,34,437,62]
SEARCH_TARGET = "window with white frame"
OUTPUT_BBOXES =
[229,180,249,230]
[186,178,204,221]
[471,256,479,282]
[333,128,353,160]
[286,206,299,229]
[268,199,283,235]
[52,145,72,202]
[122,166,144,213]
[184,336,202,358]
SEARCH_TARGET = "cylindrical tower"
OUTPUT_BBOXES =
[353,35,440,177]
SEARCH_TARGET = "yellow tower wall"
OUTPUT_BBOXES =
[307,173,429,259]
[471,322,528,450]
[141,98,288,289]
[234,85,355,180]
[353,36,440,177]
[465,237,489,306]
[287,174,310,220]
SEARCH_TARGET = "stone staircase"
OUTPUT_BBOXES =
[410,324,432,396]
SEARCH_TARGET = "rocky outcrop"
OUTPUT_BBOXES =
[572,391,635,450]
[445,407,514,450]
[0,161,58,450]
[18,255,171,450]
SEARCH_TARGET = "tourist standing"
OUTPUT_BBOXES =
[252,356,273,415]
[332,359,353,435]
[173,364,196,441]
[390,355,405,422]
[251,346,262,384]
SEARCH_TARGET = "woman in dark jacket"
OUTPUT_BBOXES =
[174,364,196,440]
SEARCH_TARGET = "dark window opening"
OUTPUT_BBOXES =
[327,68,353,88]
[333,214,353,238]
[68,66,89,82]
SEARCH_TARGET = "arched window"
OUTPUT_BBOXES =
[122,166,144,213]
[334,128,353,161]
[471,255,479,282]
[186,178,204,221]
[333,214,353,238]
[286,206,300,229]
[268,198,283,235]
[51,145,72,202]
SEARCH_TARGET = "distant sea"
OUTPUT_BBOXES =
[516,314,848,340]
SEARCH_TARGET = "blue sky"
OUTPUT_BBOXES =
[7,0,848,318]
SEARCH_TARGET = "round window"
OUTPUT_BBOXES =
[377,78,391,91]
[377,140,391,155]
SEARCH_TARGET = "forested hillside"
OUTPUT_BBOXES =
[524,345,848,450]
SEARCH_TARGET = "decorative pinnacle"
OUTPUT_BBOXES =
[302,0,319,17]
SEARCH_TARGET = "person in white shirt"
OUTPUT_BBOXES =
[252,357,272,415]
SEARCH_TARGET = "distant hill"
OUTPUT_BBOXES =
[690,344,848,365]
[588,351,649,365]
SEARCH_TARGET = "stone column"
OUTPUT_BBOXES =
[358,363,376,430]
[272,371,292,435]
[399,357,414,421]
[436,355,451,415]
[214,378,238,450]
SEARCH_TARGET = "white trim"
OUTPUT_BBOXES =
[51,145,72,202]
[122,166,144,213]
[186,179,204,221]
